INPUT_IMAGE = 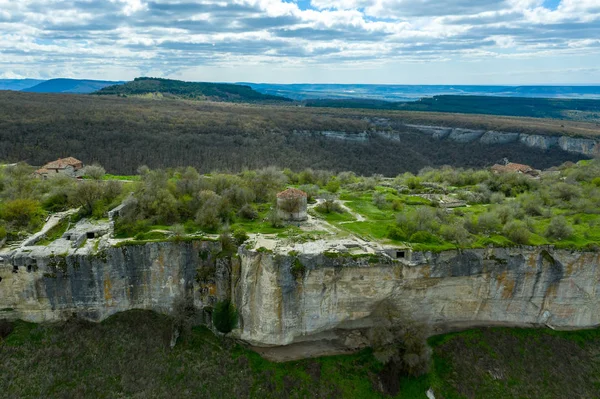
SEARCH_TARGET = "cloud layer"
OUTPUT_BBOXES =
[0,0,599,83]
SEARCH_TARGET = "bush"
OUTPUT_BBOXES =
[315,197,344,214]
[237,204,258,220]
[0,225,6,240]
[232,228,249,246]
[503,220,531,245]
[1,199,43,229]
[546,216,574,241]
[267,209,284,228]
[172,294,197,339]
[477,212,501,234]
[83,164,106,180]
[373,192,388,209]
[387,226,408,241]
[440,223,472,247]
[409,231,438,244]
[325,178,340,193]
[212,299,238,334]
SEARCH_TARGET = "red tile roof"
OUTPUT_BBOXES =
[277,188,308,199]
[491,162,534,174]
[42,157,83,170]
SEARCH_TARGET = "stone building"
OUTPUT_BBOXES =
[35,157,84,179]
[490,161,540,177]
[276,188,308,221]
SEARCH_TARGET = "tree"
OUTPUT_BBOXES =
[440,223,472,247]
[69,181,103,216]
[546,216,573,241]
[503,220,531,245]
[84,164,106,180]
[212,299,238,334]
[368,300,431,396]
[1,199,43,229]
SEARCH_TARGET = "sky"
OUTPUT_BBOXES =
[0,0,599,84]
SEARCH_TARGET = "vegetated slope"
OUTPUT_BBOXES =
[95,77,292,103]
[305,95,600,122]
[0,91,591,175]
[0,312,598,398]
[0,79,45,91]
[23,78,122,93]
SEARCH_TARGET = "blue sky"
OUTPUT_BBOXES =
[0,0,599,84]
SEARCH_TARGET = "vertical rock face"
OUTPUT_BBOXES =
[235,247,600,346]
[1,242,599,347]
[405,124,599,156]
[0,241,225,323]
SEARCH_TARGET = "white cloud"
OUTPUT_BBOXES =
[0,0,597,82]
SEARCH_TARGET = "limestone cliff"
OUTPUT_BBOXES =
[1,241,599,347]
[406,124,599,157]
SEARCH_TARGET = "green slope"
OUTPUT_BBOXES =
[1,311,599,398]
[95,77,292,103]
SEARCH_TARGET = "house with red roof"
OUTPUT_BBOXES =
[35,157,84,179]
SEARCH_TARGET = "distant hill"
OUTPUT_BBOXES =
[304,95,600,122]
[23,78,123,94]
[0,79,46,91]
[95,77,292,103]
[246,83,600,101]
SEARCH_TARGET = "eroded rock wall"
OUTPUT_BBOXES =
[0,241,227,323]
[236,247,600,345]
[406,124,599,156]
[1,242,599,347]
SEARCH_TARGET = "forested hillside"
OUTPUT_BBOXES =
[95,77,290,103]
[0,91,592,175]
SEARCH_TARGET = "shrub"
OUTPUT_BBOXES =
[267,209,284,228]
[477,212,501,234]
[212,299,238,334]
[387,226,408,241]
[237,204,258,220]
[83,164,106,180]
[0,225,6,240]
[409,231,438,244]
[546,216,574,241]
[172,294,197,339]
[232,228,249,246]
[170,224,185,238]
[503,220,531,245]
[440,223,472,247]
[373,192,388,209]
[325,178,340,193]
[1,199,43,229]
[315,197,344,214]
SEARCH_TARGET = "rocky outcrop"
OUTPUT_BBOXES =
[0,240,227,323]
[1,241,599,347]
[558,136,600,155]
[480,131,520,145]
[519,134,560,151]
[406,124,599,157]
[235,247,600,345]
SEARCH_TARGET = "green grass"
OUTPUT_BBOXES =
[102,174,141,181]
[36,217,70,245]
